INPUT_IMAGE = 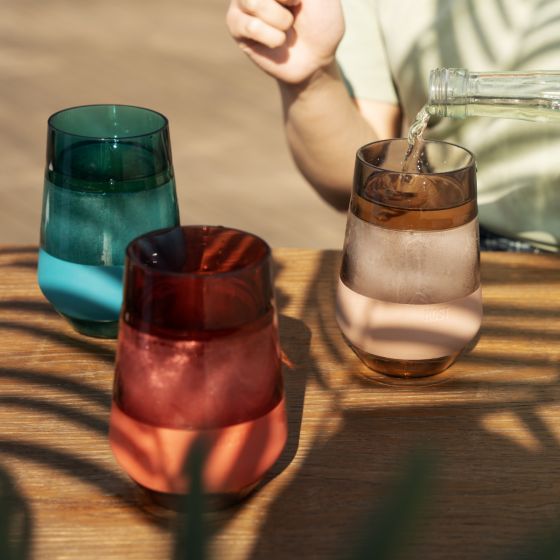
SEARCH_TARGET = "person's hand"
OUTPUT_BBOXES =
[226,0,344,84]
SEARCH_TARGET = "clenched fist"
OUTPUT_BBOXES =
[226,0,344,84]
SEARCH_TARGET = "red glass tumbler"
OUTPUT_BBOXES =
[109,226,287,502]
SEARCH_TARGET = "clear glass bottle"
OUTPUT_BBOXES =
[428,68,560,122]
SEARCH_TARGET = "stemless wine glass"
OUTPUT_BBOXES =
[336,138,483,379]
[37,104,180,338]
[109,225,288,504]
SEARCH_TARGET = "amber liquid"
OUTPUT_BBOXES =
[352,176,477,231]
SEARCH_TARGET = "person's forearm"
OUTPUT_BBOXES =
[278,61,378,210]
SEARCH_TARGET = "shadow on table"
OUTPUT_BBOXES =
[263,312,310,485]
[0,253,311,556]
[0,278,173,544]
[3,247,560,559]
[245,251,560,560]
[0,246,39,270]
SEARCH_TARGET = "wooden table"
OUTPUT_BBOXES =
[2,246,560,559]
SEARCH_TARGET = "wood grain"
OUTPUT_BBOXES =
[1,246,560,559]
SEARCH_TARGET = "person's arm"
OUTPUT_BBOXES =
[226,0,401,209]
[279,62,401,209]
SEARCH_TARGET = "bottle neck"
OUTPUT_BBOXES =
[428,68,470,119]
[428,68,560,121]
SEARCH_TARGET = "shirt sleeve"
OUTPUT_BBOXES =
[336,0,398,105]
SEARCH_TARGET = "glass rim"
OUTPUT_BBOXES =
[357,137,476,175]
[126,225,272,279]
[47,104,169,140]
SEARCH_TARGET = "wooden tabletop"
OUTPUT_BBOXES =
[2,246,560,559]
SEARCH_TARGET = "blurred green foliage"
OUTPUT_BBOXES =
[0,468,32,560]
[173,440,207,560]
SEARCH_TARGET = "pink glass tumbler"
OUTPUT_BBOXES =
[109,226,287,502]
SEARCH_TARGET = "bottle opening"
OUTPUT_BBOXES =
[428,68,469,118]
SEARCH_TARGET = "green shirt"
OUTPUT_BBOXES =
[337,0,560,250]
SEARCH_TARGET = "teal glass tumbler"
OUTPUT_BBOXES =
[37,104,180,338]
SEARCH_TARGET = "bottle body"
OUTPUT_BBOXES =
[428,68,560,122]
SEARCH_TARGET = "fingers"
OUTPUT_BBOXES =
[227,0,297,49]
[235,15,287,49]
[243,0,294,30]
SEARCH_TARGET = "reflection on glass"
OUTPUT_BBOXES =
[109,226,288,504]
[37,104,180,338]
